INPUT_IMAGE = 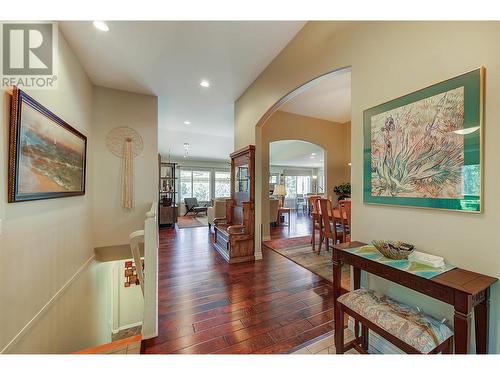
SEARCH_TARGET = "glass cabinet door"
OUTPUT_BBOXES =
[235,165,249,193]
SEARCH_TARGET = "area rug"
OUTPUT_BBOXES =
[263,236,350,290]
[176,216,208,229]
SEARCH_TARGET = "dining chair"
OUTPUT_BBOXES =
[338,199,351,242]
[318,198,344,254]
[296,194,307,213]
[310,197,322,253]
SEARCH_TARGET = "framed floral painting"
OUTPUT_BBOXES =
[363,67,484,212]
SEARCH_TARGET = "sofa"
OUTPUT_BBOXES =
[208,198,229,229]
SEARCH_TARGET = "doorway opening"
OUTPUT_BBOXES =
[258,67,351,284]
[269,140,326,238]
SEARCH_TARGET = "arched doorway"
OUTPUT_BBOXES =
[254,67,351,258]
[266,140,326,239]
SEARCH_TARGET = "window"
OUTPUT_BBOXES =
[285,176,311,198]
[297,176,311,195]
[180,170,192,201]
[284,176,297,198]
[269,174,278,184]
[180,170,211,202]
[215,171,231,198]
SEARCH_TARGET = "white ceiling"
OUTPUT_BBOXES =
[280,68,351,123]
[59,21,306,161]
[270,140,324,168]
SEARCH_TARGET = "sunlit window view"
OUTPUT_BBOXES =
[215,171,231,197]
[180,170,211,202]
[285,175,311,198]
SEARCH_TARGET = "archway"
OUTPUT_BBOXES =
[254,67,351,258]
[267,140,326,239]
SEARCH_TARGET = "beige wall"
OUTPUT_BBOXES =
[0,32,111,352]
[236,21,500,352]
[0,31,158,353]
[91,86,158,247]
[261,111,350,239]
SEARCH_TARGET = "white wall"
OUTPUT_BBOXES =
[112,259,144,333]
[0,32,111,353]
[91,86,158,247]
[236,21,500,353]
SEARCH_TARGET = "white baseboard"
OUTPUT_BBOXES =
[347,317,403,354]
[112,321,143,335]
[1,255,96,354]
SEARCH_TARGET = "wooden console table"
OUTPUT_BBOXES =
[332,241,497,354]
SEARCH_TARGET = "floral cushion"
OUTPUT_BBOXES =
[337,288,453,353]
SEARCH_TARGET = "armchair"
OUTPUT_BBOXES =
[184,197,208,217]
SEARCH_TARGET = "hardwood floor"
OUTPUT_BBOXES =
[141,218,338,354]
[270,209,312,240]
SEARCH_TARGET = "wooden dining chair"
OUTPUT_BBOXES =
[338,199,351,243]
[318,198,343,254]
[310,196,322,252]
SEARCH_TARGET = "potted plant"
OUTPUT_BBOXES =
[333,182,351,201]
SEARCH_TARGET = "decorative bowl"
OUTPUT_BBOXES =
[372,240,415,260]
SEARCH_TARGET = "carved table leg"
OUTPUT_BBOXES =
[453,291,473,354]
[454,311,471,354]
[333,255,343,354]
[474,288,490,354]
[353,267,361,340]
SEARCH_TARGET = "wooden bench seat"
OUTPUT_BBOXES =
[213,200,254,264]
[337,288,454,354]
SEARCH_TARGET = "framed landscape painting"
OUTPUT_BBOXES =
[363,67,483,212]
[8,87,87,202]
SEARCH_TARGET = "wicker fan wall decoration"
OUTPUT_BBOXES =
[105,127,144,209]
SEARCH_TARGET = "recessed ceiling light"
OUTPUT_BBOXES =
[311,153,316,156]
[200,80,210,88]
[184,121,191,125]
[93,21,109,32]
[309,156,315,159]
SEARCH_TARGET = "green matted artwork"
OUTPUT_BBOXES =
[363,67,484,212]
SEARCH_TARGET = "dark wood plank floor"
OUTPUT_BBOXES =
[142,211,337,354]
[270,209,312,240]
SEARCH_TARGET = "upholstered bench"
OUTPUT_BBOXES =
[336,288,454,354]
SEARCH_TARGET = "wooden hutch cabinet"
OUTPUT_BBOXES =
[213,145,255,263]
